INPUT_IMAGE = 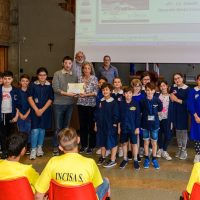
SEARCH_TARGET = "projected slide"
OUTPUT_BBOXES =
[75,0,200,63]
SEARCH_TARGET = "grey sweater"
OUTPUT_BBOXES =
[52,69,78,105]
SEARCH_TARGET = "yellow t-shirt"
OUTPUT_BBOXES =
[35,153,103,193]
[186,163,200,194]
[0,159,39,193]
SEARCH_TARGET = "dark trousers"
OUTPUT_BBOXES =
[0,113,16,153]
[158,119,172,151]
[78,105,96,149]
[194,141,200,154]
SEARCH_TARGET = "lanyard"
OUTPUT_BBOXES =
[147,98,154,115]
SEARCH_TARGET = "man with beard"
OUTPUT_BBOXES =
[73,51,86,78]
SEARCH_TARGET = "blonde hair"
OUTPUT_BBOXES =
[130,79,142,88]
[58,128,78,151]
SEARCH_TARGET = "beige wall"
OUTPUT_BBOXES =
[18,0,75,77]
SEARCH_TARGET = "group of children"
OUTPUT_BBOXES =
[0,68,53,160]
[94,71,197,171]
[0,66,199,172]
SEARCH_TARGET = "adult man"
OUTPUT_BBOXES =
[52,56,78,155]
[35,128,111,200]
[72,51,86,78]
[98,55,119,83]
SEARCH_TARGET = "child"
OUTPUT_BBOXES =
[17,74,31,154]
[112,77,123,102]
[35,128,111,200]
[170,73,189,160]
[0,71,20,159]
[28,67,54,160]
[131,79,145,160]
[96,76,108,106]
[96,76,108,155]
[140,72,151,95]
[0,133,39,193]
[118,87,140,170]
[140,82,163,169]
[95,83,119,168]
[187,74,200,163]
[157,81,173,161]
[112,77,123,158]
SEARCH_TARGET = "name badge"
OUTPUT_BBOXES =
[148,115,155,121]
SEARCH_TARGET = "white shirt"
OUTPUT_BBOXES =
[158,93,169,120]
[2,86,12,113]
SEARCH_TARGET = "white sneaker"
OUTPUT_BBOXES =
[162,151,172,161]
[96,148,101,155]
[179,150,187,160]
[37,146,44,157]
[156,149,163,158]
[175,148,181,158]
[105,150,111,157]
[139,147,144,158]
[30,149,36,160]
[118,147,123,158]
[194,154,200,163]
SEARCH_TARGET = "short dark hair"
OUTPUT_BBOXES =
[101,82,113,91]
[36,67,48,75]
[6,133,28,157]
[63,56,73,63]
[99,76,108,82]
[0,72,3,78]
[3,71,13,78]
[140,71,151,81]
[20,74,30,81]
[123,86,132,93]
[58,128,78,151]
[145,82,156,90]
[197,74,200,80]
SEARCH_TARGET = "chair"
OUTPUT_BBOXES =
[0,177,34,200]
[190,182,200,200]
[48,180,108,200]
[181,190,189,200]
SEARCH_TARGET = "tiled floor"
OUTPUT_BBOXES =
[21,138,194,200]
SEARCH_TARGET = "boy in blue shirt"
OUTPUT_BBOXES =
[118,87,140,170]
[140,82,163,169]
[0,71,20,159]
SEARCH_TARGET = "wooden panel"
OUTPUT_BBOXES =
[0,0,10,45]
[0,47,8,72]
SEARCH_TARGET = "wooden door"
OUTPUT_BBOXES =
[0,46,8,72]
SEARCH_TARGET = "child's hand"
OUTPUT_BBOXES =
[10,116,18,123]
[170,123,173,130]
[118,126,121,135]
[94,123,97,132]
[135,128,139,135]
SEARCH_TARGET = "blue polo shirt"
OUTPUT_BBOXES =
[98,65,118,83]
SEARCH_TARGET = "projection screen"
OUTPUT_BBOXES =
[75,0,200,63]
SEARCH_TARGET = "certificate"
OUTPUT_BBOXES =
[67,83,85,94]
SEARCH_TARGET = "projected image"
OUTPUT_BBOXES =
[98,0,149,24]
[101,0,149,10]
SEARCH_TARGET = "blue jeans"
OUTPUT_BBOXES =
[53,104,73,147]
[96,178,109,200]
[143,129,159,141]
[17,118,31,144]
[31,128,45,149]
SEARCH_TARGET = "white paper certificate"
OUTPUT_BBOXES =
[67,83,85,94]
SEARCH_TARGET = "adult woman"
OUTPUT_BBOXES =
[77,61,98,154]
